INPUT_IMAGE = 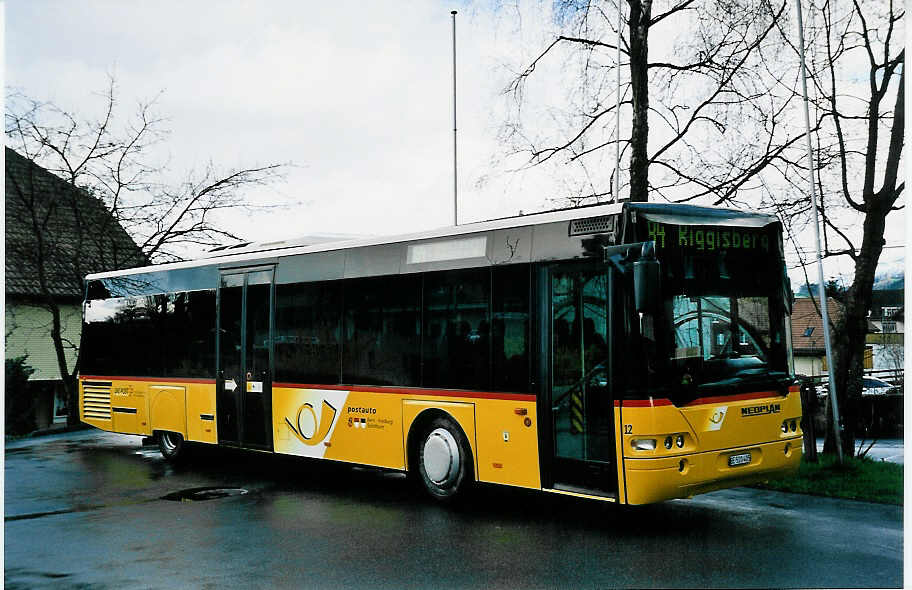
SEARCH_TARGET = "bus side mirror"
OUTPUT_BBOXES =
[634,243,661,313]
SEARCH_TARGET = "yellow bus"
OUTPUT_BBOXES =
[79,202,802,504]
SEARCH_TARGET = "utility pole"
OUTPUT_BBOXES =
[613,0,622,203]
[795,0,843,463]
[451,10,458,226]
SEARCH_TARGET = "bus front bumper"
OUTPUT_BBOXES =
[623,437,803,505]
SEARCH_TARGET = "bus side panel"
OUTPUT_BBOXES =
[149,385,187,438]
[81,377,218,441]
[80,378,151,436]
[273,387,406,470]
[402,400,476,476]
[111,381,150,436]
[185,382,217,444]
[326,391,405,468]
[474,399,540,489]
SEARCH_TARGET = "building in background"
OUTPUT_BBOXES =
[867,288,904,381]
[790,297,852,377]
[5,148,145,431]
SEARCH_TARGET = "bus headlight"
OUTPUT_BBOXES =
[632,439,657,451]
[781,421,789,433]
[675,434,685,448]
[664,436,673,449]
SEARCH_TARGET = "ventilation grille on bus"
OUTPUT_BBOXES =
[569,215,616,237]
[82,381,112,421]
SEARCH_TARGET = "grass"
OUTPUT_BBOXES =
[754,454,903,505]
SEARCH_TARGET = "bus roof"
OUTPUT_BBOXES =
[86,201,777,280]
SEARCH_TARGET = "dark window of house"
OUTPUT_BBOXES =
[803,326,815,337]
[342,275,420,386]
[492,265,530,392]
[423,268,491,390]
[275,282,342,384]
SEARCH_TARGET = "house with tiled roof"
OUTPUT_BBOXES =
[790,296,845,377]
[5,147,146,430]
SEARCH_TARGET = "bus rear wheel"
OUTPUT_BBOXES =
[414,417,473,502]
[156,431,186,462]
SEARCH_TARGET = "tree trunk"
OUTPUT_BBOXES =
[823,56,903,458]
[45,301,78,427]
[824,200,890,457]
[628,0,651,202]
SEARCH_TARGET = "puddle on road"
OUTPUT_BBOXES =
[134,448,162,459]
[161,487,249,502]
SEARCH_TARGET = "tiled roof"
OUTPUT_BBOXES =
[5,148,147,299]
[790,297,843,356]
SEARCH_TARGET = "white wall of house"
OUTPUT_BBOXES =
[794,355,826,378]
[5,301,82,380]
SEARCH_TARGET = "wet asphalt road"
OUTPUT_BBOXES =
[5,430,903,589]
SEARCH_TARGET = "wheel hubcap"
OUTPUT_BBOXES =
[422,428,460,486]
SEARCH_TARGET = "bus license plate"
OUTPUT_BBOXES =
[728,453,751,467]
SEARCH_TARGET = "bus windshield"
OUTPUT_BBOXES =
[671,295,773,363]
[645,223,791,402]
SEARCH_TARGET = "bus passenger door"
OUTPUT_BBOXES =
[540,263,618,496]
[217,267,274,451]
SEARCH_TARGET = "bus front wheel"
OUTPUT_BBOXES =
[414,417,473,502]
[156,431,186,462]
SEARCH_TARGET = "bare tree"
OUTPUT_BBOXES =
[765,1,904,457]
[500,0,810,205]
[5,76,286,424]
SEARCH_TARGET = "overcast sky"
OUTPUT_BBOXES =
[5,2,547,237]
[5,1,905,285]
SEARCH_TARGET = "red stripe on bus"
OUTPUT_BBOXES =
[272,382,536,402]
[79,375,217,384]
[613,399,674,407]
[615,389,795,408]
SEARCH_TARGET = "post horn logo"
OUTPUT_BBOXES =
[285,400,338,446]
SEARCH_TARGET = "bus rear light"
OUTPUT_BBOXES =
[632,439,657,450]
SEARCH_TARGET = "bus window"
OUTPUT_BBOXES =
[275,282,342,385]
[492,265,530,392]
[342,275,420,387]
[423,268,490,390]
